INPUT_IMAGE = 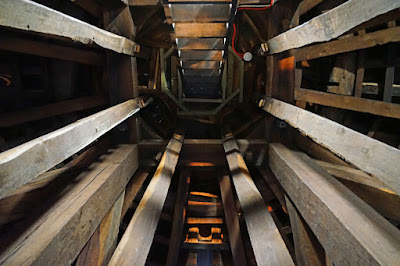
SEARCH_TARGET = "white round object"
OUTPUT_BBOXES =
[243,52,253,62]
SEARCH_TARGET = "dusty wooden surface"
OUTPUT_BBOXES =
[269,143,400,265]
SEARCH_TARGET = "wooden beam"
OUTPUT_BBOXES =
[0,0,139,56]
[262,97,400,196]
[222,133,294,266]
[76,191,125,266]
[219,175,247,266]
[267,0,400,54]
[109,131,185,266]
[269,143,400,265]
[166,171,190,266]
[0,145,138,265]
[285,195,325,266]
[174,23,227,38]
[294,88,400,119]
[0,98,149,200]
[0,96,107,128]
[177,38,224,50]
[297,0,325,16]
[171,4,230,22]
[0,36,104,66]
[295,26,400,62]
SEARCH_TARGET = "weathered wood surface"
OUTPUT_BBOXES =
[219,175,247,266]
[76,191,125,266]
[285,195,325,266]
[109,131,185,266]
[0,36,104,66]
[295,88,400,119]
[180,50,223,61]
[0,0,139,56]
[223,133,294,266]
[0,98,147,200]
[269,144,400,265]
[0,145,138,265]
[177,38,224,50]
[182,61,220,69]
[175,23,227,38]
[267,0,400,54]
[171,4,230,22]
[0,96,107,128]
[166,171,190,266]
[262,97,400,196]
[295,27,400,62]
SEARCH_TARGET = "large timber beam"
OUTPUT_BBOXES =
[269,143,400,265]
[0,98,150,200]
[266,0,400,54]
[222,132,294,266]
[295,26,400,62]
[0,0,140,56]
[294,88,400,119]
[109,130,185,266]
[0,144,138,265]
[261,97,400,196]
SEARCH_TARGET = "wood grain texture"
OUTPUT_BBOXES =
[0,0,139,56]
[121,169,151,218]
[285,195,325,266]
[0,99,144,200]
[177,38,224,50]
[219,175,247,266]
[295,88,400,119]
[171,4,230,22]
[0,145,138,266]
[182,61,220,69]
[267,0,400,54]
[180,50,223,61]
[109,131,185,266]
[166,171,190,266]
[222,134,294,266]
[262,97,400,196]
[75,191,125,266]
[269,144,400,265]
[175,23,227,38]
[295,26,400,62]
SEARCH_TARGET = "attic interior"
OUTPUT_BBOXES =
[0,0,400,265]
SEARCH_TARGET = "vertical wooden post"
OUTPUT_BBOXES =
[227,48,234,97]
[167,170,191,266]
[160,48,168,91]
[221,64,227,101]
[239,60,244,103]
[285,195,325,266]
[178,71,183,103]
[76,191,125,266]
[171,56,178,96]
[219,174,247,266]
[354,49,366,97]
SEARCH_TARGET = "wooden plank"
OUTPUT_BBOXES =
[285,195,325,266]
[166,171,190,266]
[0,96,107,128]
[0,145,139,265]
[297,0,325,16]
[0,36,104,66]
[219,175,247,266]
[184,69,220,77]
[186,217,224,225]
[354,50,366,97]
[76,191,125,266]
[180,50,223,61]
[171,4,230,22]
[121,169,151,218]
[269,143,400,265]
[0,98,148,200]
[109,131,185,266]
[267,0,400,54]
[175,23,227,38]
[123,0,159,5]
[383,44,396,103]
[182,61,220,70]
[222,134,294,266]
[295,27,400,62]
[327,52,356,95]
[177,38,224,50]
[294,88,400,119]
[0,0,139,56]
[262,97,400,195]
